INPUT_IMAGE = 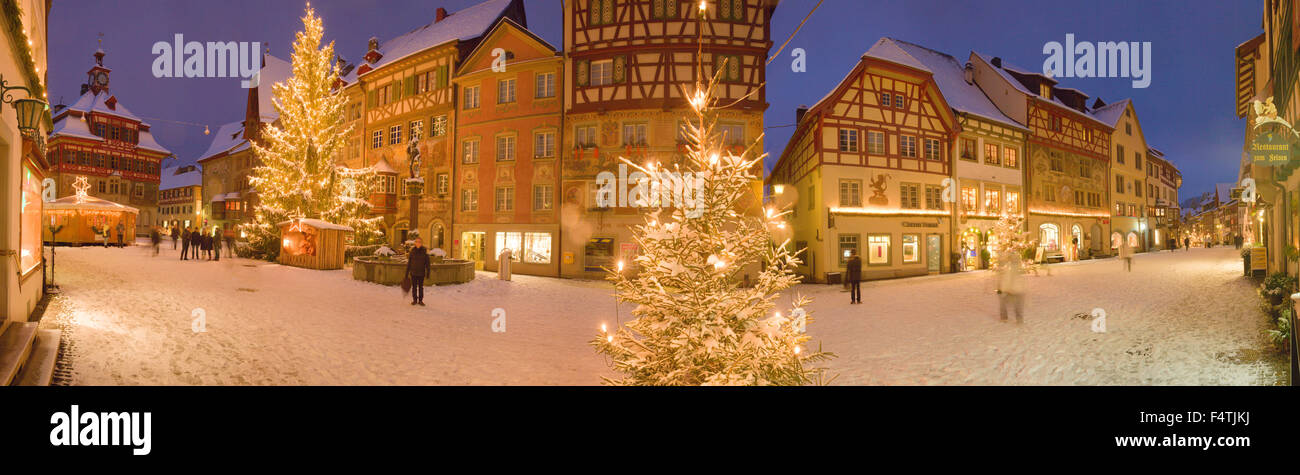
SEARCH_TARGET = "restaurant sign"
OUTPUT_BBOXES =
[1251,131,1291,166]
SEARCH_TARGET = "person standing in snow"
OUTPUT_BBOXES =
[846,249,862,304]
[180,227,191,260]
[116,222,125,247]
[190,226,202,260]
[150,228,161,256]
[171,226,180,250]
[212,228,221,261]
[1120,238,1133,272]
[1183,236,1190,251]
[406,237,430,306]
[996,256,1026,323]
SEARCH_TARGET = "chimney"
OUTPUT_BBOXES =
[1091,97,1106,109]
[795,105,809,124]
[364,37,383,64]
[991,57,1002,68]
[962,62,974,85]
[436,7,449,23]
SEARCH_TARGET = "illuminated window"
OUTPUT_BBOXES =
[1004,147,1018,168]
[1039,224,1060,251]
[961,186,978,212]
[902,234,920,263]
[867,234,891,265]
[20,165,42,273]
[838,234,859,265]
[984,143,1000,165]
[1005,190,1021,214]
[984,187,1001,215]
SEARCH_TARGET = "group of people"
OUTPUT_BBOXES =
[169,226,231,261]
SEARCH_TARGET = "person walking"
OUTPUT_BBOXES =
[1183,236,1190,252]
[1120,238,1133,272]
[846,249,862,304]
[171,226,180,250]
[406,237,431,306]
[180,227,191,260]
[996,256,1026,324]
[150,228,161,256]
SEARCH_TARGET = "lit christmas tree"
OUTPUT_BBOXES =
[241,4,383,258]
[590,63,832,386]
[989,212,1034,271]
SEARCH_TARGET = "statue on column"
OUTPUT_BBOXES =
[407,131,422,179]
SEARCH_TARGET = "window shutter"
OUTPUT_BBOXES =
[367,89,377,107]
[732,0,744,20]
[439,66,449,88]
[590,0,600,24]
[576,59,589,87]
[405,76,416,96]
[613,55,626,83]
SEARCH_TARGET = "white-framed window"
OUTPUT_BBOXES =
[380,175,397,194]
[497,78,516,103]
[431,115,448,137]
[719,123,745,146]
[925,185,943,210]
[534,131,556,158]
[867,234,891,265]
[534,184,554,211]
[838,234,859,265]
[867,131,885,154]
[389,124,402,145]
[923,138,942,161]
[409,120,424,141]
[496,135,516,161]
[591,60,614,86]
[622,123,647,146]
[495,186,514,212]
[463,85,480,109]
[839,179,861,207]
[463,139,480,164]
[900,183,920,209]
[461,188,478,211]
[900,135,918,158]
[436,173,449,195]
[535,72,555,98]
[371,130,382,149]
[838,129,859,152]
[575,125,598,148]
[902,234,920,263]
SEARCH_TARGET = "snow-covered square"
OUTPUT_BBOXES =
[36,241,1285,385]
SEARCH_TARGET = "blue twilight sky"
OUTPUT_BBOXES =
[49,0,1259,197]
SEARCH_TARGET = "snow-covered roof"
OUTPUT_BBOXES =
[160,164,202,191]
[257,54,291,121]
[1089,99,1131,127]
[46,194,139,214]
[888,39,1026,130]
[1216,183,1235,202]
[136,129,172,155]
[211,191,242,203]
[198,121,248,162]
[971,51,1110,128]
[277,218,354,232]
[863,38,930,73]
[90,92,142,122]
[49,115,105,141]
[370,157,397,174]
[342,0,513,82]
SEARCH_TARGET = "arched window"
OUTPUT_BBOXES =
[1111,232,1122,249]
[1039,224,1060,251]
[428,222,445,251]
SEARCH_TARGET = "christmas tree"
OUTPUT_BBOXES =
[241,4,383,259]
[590,62,832,386]
[988,212,1033,271]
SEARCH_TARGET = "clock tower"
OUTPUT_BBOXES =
[87,48,110,94]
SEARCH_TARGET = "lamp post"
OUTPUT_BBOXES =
[1,74,49,138]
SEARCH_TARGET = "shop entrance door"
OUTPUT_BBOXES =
[926,234,942,273]
[462,232,485,270]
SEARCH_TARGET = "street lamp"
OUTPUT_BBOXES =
[1,74,49,137]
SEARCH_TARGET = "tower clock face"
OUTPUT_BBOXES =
[96,72,109,86]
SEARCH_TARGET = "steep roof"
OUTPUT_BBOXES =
[888,39,1026,130]
[160,164,203,191]
[49,115,104,141]
[342,0,516,83]
[1089,98,1131,127]
[971,51,1111,129]
[197,121,249,162]
[863,38,929,73]
[256,54,291,122]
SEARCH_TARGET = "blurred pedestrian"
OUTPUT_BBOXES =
[1120,238,1133,272]
[150,228,161,256]
[997,256,1026,324]
[846,249,862,304]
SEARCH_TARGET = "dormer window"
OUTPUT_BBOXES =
[1039,83,1051,99]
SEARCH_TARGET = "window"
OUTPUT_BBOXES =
[925,185,943,210]
[535,72,555,98]
[839,179,861,207]
[534,184,554,211]
[1135,181,1143,197]
[1125,122,1132,135]
[960,138,976,161]
[496,232,523,262]
[534,131,556,158]
[522,232,552,264]
[591,60,614,86]
[984,187,1001,215]
[575,125,597,148]
[867,131,886,154]
[838,129,859,152]
[1116,144,1125,164]
[463,85,480,109]
[1115,175,1124,193]
[900,135,917,158]
[431,115,448,137]
[409,120,424,141]
[961,186,978,212]
[372,130,382,149]
[379,175,397,194]
[1004,147,1018,168]
[589,0,615,25]
[902,235,920,263]
[1050,157,1063,172]
[497,78,516,103]
[984,143,1000,165]
[719,123,744,146]
[1134,152,1142,170]
[495,186,514,212]
[651,0,679,18]
[463,139,480,164]
[436,173,450,195]
[389,124,402,145]
[900,183,920,209]
[496,136,516,161]
[1050,115,1062,131]
[461,188,478,211]
[838,234,859,265]
[1039,224,1060,251]
[1079,163,1091,178]
[923,138,942,161]
[719,0,745,21]
[880,92,892,106]
[622,123,647,146]
[19,165,42,273]
[1039,83,1051,99]
[867,234,891,265]
[1006,190,1021,214]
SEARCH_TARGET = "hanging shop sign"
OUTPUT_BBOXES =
[1251,131,1291,166]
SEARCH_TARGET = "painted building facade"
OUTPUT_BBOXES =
[451,18,563,275]
[1093,99,1150,252]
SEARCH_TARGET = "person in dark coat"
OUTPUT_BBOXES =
[406,237,431,306]
[200,230,212,260]
[190,227,202,260]
[116,222,125,247]
[1183,237,1190,251]
[846,250,863,304]
[180,227,191,260]
[212,228,220,261]
[170,226,180,250]
[150,228,161,256]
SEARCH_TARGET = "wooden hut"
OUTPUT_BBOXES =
[277,218,352,270]
[43,195,139,245]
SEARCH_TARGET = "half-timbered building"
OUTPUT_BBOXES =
[768,38,961,282]
[1092,98,1151,253]
[337,0,526,250]
[561,0,776,279]
[970,52,1114,261]
[1144,147,1182,249]
[48,48,172,236]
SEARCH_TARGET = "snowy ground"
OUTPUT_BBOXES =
[40,240,1284,385]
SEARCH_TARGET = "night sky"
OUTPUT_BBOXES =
[49,0,1259,197]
